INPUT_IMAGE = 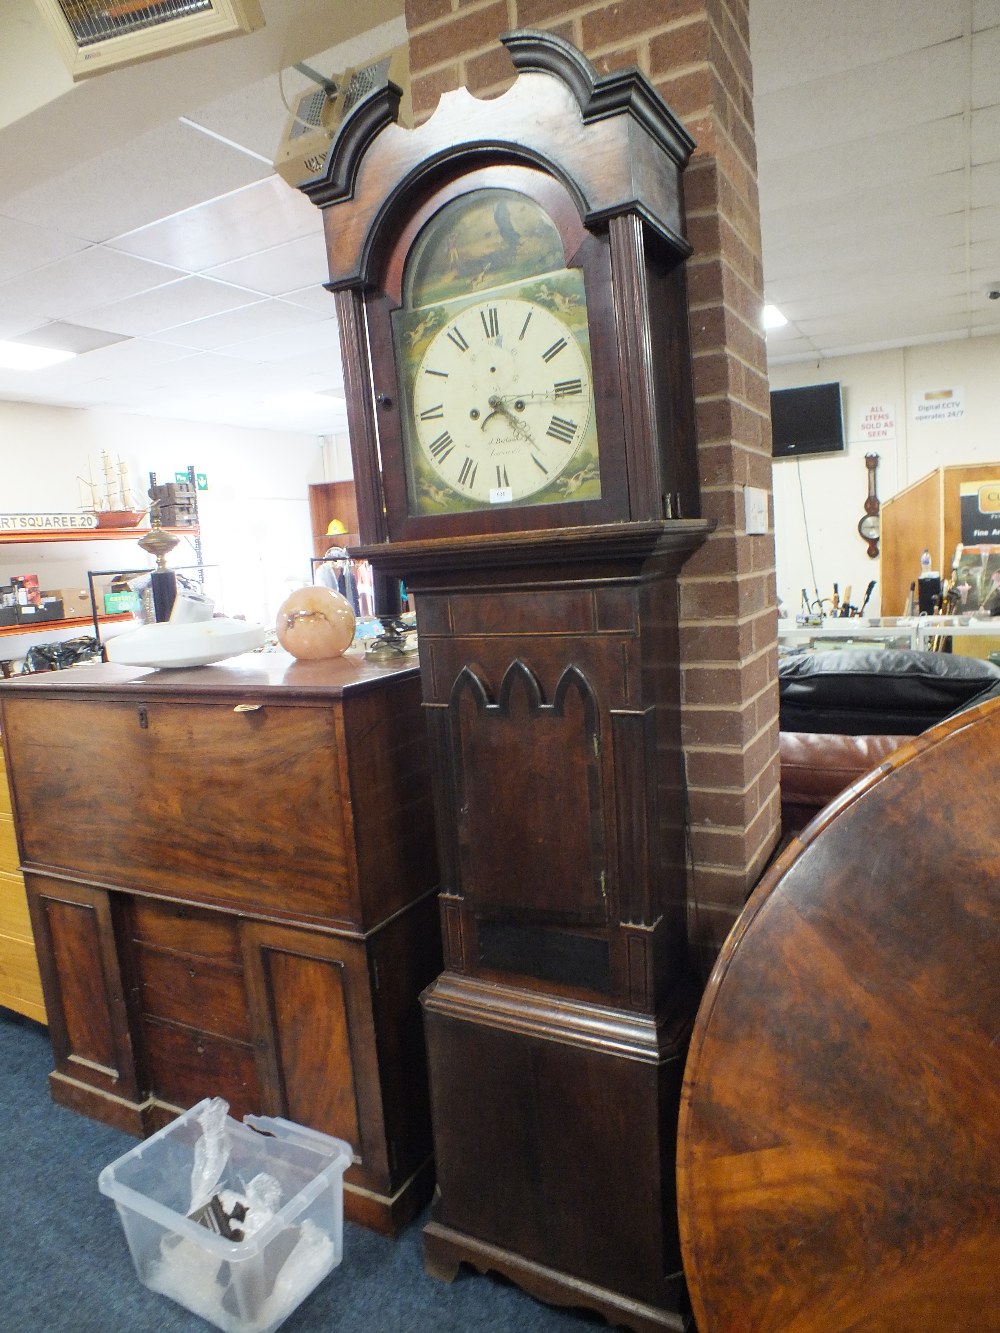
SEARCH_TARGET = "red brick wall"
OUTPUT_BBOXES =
[404,0,779,965]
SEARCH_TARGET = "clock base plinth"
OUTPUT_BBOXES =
[421,973,695,1333]
[423,1221,691,1333]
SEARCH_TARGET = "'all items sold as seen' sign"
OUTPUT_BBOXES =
[859,404,896,440]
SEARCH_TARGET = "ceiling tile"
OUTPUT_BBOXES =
[0,214,90,284]
[2,120,270,246]
[971,101,1000,164]
[971,160,1000,206]
[755,40,968,164]
[970,203,1000,244]
[154,296,328,351]
[106,174,322,272]
[282,282,339,315]
[203,229,328,296]
[212,316,342,364]
[79,276,262,337]
[751,0,967,94]
[971,23,1000,109]
[0,245,180,324]
[760,169,967,241]
[762,198,969,268]
[757,116,967,211]
[45,336,195,381]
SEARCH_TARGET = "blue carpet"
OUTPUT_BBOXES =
[0,1009,608,1332]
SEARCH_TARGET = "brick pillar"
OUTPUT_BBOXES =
[404,0,779,967]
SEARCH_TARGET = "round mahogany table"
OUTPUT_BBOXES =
[677,699,1000,1332]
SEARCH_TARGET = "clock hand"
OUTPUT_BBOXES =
[493,389,584,404]
[483,395,536,444]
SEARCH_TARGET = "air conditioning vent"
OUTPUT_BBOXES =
[273,47,410,190]
[32,0,264,80]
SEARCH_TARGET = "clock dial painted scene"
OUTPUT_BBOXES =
[392,188,601,516]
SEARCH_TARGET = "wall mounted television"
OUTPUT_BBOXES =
[770,382,845,459]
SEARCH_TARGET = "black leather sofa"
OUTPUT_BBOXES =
[778,648,1000,836]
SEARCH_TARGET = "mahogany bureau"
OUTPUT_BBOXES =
[0,651,441,1235]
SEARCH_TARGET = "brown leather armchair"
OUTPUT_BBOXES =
[778,648,1000,837]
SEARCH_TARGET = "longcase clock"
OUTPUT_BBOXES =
[301,30,710,1332]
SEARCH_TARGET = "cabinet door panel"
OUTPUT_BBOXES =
[268,951,360,1145]
[242,923,367,1157]
[26,875,139,1099]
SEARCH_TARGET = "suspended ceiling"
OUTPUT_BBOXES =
[0,0,997,437]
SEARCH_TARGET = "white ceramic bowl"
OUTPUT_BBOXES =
[105,618,266,668]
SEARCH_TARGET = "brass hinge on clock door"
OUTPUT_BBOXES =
[593,733,600,757]
[599,870,608,904]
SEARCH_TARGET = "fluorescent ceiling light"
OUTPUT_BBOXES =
[762,304,788,330]
[0,341,77,370]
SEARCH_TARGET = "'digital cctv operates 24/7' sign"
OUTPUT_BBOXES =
[0,513,100,532]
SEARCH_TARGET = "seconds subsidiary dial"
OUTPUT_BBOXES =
[411,297,594,507]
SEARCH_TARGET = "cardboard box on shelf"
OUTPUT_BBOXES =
[53,587,94,619]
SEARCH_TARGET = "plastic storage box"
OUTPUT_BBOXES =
[98,1099,352,1333]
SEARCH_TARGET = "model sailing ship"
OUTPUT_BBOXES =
[78,451,146,528]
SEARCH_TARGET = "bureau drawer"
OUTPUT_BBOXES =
[3,696,355,924]
[130,896,243,964]
[142,1018,261,1119]
[133,945,253,1043]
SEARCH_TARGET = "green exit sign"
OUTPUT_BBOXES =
[196,473,208,491]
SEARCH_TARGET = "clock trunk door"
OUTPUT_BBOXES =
[451,660,607,926]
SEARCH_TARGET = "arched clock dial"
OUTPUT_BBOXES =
[411,297,594,506]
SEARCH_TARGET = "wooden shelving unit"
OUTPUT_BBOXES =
[0,527,200,651]
[0,526,193,545]
[0,613,134,642]
[308,482,359,557]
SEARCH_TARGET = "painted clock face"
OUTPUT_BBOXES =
[410,296,594,506]
[391,187,602,517]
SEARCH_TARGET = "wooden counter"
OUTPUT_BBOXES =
[0,649,442,1235]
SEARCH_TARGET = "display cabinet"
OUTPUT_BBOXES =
[880,462,1000,614]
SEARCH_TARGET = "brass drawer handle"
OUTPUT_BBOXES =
[233,703,263,714]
